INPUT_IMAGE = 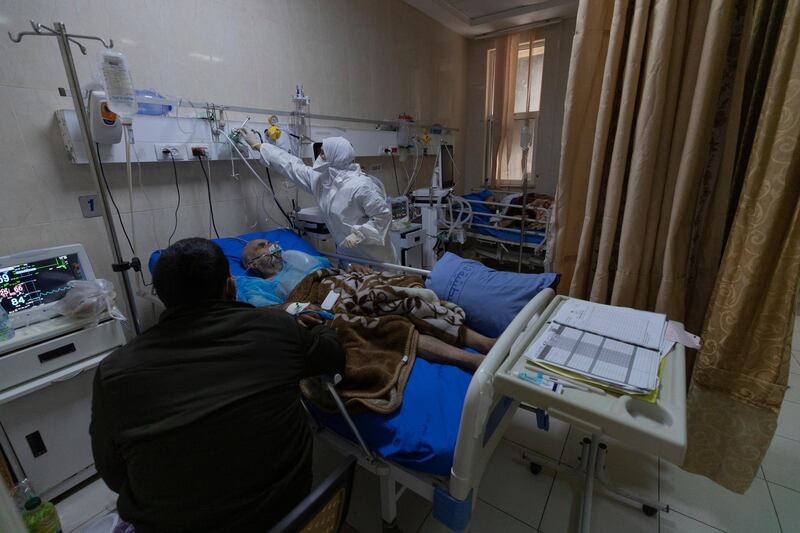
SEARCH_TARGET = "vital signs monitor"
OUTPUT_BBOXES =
[0,244,95,328]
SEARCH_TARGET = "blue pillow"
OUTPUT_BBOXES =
[425,252,559,337]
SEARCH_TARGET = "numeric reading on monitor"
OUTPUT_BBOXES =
[0,254,84,314]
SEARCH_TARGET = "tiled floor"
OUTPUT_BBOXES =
[55,319,800,533]
[54,479,116,533]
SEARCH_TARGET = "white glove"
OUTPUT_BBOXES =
[340,232,364,249]
[236,128,261,150]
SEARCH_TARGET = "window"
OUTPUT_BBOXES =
[486,38,545,184]
[515,40,545,114]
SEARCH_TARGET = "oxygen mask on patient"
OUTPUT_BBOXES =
[244,241,284,278]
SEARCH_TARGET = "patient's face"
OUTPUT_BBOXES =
[242,239,284,278]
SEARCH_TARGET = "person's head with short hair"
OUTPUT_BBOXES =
[153,238,235,308]
[241,239,284,278]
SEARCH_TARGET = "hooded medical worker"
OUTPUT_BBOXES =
[238,130,398,264]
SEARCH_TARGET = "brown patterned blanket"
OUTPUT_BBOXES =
[287,268,466,414]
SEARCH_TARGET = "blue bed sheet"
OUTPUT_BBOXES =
[314,358,473,475]
[462,190,545,244]
[148,229,470,475]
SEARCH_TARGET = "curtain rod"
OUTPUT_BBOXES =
[57,88,459,132]
[473,18,563,40]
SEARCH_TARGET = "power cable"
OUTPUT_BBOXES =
[390,152,402,195]
[265,166,294,227]
[196,154,221,239]
[96,144,135,254]
[167,152,181,246]
[96,144,150,286]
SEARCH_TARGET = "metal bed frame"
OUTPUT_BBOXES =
[455,188,552,271]
[313,251,556,532]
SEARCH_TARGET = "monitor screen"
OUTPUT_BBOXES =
[441,145,455,188]
[0,253,85,315]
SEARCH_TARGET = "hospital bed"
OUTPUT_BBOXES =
[456,189,551,270]
[148,229,559,532]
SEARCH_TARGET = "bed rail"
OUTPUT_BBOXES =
[448,288,555,501]
[454,194,552,269]
[320,251,432,277]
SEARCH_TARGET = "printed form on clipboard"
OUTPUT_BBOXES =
[523,300,671,396]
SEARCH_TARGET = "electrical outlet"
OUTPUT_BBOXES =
[155,144,185,160]
[190,144,210,157]
[369,163,383,172]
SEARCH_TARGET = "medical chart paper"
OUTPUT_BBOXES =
[523,299,669,394]
[551,299,667,351]
[524,323,661,393]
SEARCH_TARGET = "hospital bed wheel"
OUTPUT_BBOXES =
[382,519,402,533]
[529,462,543,475]
[642,504,658,517]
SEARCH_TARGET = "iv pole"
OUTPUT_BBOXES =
[8,21,142,335]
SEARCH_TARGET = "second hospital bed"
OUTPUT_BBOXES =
[149,229,560,531]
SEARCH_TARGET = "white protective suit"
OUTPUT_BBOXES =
[258,137,398,263]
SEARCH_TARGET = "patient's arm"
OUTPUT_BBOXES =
[417,334,485,372]
[464,328,496,354]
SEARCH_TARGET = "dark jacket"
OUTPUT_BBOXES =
[90,300,345,532]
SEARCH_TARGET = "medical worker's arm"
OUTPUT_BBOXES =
[351,185,392,246]
[257,142,317,194]
[296,320,346,377]
[89,368,126,492]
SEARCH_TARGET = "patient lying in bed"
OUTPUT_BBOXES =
[490,193,552,230]
[239,239,495,372]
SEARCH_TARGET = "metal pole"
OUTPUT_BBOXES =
[57,88,459,133]
[52,22,142,334]
[580,436,599,533]
[518,152,529,273]
[484,117,494,185]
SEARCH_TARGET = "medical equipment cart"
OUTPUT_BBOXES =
[494,295,687,533]
[0,245,126,499]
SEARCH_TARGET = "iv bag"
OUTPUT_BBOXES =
[99,51,137,117]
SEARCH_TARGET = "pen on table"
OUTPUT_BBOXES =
[523,362,607,395]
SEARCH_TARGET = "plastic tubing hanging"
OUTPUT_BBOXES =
[218,131,293,230]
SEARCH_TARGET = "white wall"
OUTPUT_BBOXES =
[462,17,576,194]
[0,0,467,328]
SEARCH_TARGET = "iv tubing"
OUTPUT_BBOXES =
[219,132,292,229]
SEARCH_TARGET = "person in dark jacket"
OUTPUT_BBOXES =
[90,238,345,533]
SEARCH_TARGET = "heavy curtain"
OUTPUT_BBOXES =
[683,0,800,492]
[548,0,749,328]
[549,0,799,492]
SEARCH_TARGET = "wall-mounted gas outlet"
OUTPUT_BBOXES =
[155,144,185,160]
[380,146,398,155]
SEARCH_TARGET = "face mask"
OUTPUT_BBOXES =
[313,156,328,170]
